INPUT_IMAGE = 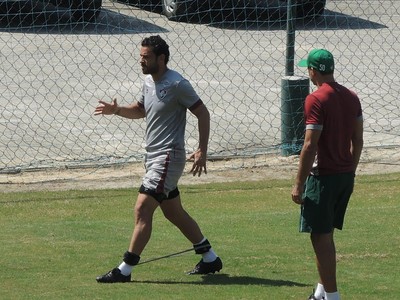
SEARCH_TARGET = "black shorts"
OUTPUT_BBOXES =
[139,185,180,204]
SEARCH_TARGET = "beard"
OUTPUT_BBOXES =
[142,63,159,75]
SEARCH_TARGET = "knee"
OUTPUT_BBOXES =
[134,202,144,218]
[162,206,188,224]
[310,232,335,248]
[162,208,178,222]
[134,199,156,221]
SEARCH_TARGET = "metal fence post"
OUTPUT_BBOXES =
[281,0,309,156]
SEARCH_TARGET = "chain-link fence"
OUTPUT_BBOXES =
[1,0,399,181]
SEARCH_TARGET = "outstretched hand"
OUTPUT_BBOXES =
[189,149,207,177]
[94,98,118,115]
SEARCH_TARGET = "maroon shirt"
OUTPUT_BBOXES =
[304,82,363,175]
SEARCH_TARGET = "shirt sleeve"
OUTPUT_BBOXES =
[304,94,323,130]
[176,79,201,108]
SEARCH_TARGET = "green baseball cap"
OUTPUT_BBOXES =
[298,49,334,74]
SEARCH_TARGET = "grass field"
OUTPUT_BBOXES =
[1,173,399,299]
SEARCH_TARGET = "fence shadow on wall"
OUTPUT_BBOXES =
[0,6,386,34]
[0,7,167,34]
[208,10,387,31]
[115,2,387,31]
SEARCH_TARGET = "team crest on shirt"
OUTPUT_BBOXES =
[159,88,167,99]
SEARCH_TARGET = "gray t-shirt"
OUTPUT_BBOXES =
[139,69,201,153]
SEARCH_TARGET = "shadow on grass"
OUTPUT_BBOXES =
[133,273,308,287]
[0,189,131,203]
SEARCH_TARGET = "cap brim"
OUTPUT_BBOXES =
[298,59,308,67]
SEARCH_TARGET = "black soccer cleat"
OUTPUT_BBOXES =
[96,268,131,283]
[187,257,223,275]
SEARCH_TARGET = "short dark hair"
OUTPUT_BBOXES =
[141,35,170,65]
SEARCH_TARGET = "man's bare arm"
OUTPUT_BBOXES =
[94,98,145,119]
[351,119,364,172]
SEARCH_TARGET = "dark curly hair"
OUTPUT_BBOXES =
[141,35,170,65]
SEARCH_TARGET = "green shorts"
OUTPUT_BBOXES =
[299,172,354,234]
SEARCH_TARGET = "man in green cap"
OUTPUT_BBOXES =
[292,49,364,300]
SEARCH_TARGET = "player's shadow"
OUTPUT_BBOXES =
[0,7,167,34]
[133,274,309,287]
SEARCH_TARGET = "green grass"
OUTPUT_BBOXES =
[1,173,399,299]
